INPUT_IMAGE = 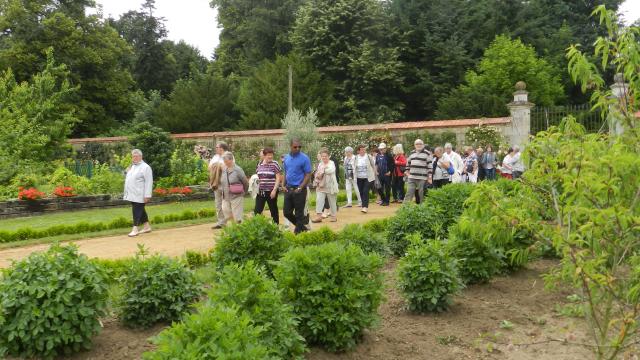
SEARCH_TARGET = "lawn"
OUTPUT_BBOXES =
[0,200,218,231]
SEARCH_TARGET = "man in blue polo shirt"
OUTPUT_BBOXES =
[282,139,312,233]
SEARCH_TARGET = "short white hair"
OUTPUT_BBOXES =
[414,139,424,145]
[344,146,354,153]
[444,143,453,150]
[392,144,405,155]
[131,149,143,156]
[222,151,234,161]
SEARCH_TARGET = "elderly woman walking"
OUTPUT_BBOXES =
[342,146,361,208]
[219,152,249,225]
[312,148,339,223]
[124,149,153,237]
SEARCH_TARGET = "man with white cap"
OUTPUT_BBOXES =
[375,142,395,206]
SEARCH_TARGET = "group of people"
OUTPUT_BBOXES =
[120,138,525,237]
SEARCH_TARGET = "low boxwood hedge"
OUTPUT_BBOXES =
[0,209,215,243]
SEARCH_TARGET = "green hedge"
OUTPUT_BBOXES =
[0,209,215,243]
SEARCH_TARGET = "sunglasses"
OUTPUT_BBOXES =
[292,146,302,149]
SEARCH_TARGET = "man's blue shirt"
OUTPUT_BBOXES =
[283,152,312,187]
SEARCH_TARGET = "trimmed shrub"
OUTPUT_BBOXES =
[337,223,388,256]
[212,215,288,275]
[0,245,108,359]
[289,226,337,247]
[398,235,463,313]
[91,257,137,283]
[275,242,384,351]
[447,218,503,284]
[423,183,474,218]
[184,250,212,269]
[143,304,271,360]
[362,218,389,234]
[386,204,445,257]
[207,262,306,358]
[119,255,201,328]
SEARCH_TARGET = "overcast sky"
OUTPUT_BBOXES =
[93,0,640,60]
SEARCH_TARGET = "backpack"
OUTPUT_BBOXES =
[447,162,455,175]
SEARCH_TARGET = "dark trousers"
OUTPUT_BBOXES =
[131,202,148,226]
[392,176,405,201]
[377,175,391,204]
[283,188,308,234]
[357,178,370,208]
[485,168,496,181]
[478,167,486,181]
[254,191,279,224]
[432,179,450,189]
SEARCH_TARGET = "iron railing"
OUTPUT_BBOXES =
[531,103,606,134]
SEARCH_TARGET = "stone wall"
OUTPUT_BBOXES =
[0,188,213,219]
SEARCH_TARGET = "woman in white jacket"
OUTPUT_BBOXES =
[342,146,361,208]
[123,149,153,237]
[312,148,339,223]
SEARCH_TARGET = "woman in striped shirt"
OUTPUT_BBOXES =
[254,147,282,224]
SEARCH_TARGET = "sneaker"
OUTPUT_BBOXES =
[211,224,223,230]
[311,215,323,223]
[376,200,382,205]
[329,216,337,222]
[361,208,368,213]
[342,204,353,208]
[381,203,390,207]
[321,212,329,219]
[140,227,152,234]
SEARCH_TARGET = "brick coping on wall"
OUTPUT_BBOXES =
[69,117,512,144]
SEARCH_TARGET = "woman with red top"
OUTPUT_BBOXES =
[392,144,407,203]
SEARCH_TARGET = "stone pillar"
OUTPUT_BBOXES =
[609,73,629,136]
[507,81,534,148]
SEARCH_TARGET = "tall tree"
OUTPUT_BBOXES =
[236,53,339,129]
[0,51,77,182]
[436,35,564,119]
[111,0,179,95]
[154,66,237,133]
[292,0,405,123]
[210,0,306,76]
[0,0,137,136]
[163,40,209,79]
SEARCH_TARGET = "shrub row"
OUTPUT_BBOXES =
[0,209,215,243]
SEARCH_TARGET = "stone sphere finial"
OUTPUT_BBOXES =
[515,81,527,91]
[614,73,624,84]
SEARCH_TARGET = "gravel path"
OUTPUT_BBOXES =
[0,204,399,268]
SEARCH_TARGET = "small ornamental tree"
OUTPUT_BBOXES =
[281,108,319,157]
[128,121,175,178]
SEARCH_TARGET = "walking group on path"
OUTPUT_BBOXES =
[121,138,526,236]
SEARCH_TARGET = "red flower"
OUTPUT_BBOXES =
[153,188,168,196]
[18,187,46,201]
[53,186,76,198]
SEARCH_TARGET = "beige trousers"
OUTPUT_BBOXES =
[222,196,244,223]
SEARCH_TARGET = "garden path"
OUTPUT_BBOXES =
[0,204,399,268]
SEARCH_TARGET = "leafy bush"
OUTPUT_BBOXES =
[337,223,388,256]
[143,304,271,360]
[447,218,503,284]
[423,183,474,219]
[184,250,212,269]
[289,226,337,247]
[128,121,175,178]
[362,218,389,234]
[274,242,384,351]
[212,215,289,275]
[386,204,445,256]
[0,245,108,359]
[89,164,124,194]
[119,255,201,328]
[91,257,137,283]
[47,167,92,195]
[207,262,306,358]
[398,235,463,313]
[465,124,505,148]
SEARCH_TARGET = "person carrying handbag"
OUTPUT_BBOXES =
[219,152,249,225]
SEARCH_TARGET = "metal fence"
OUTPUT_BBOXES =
[531,103,606,134]
[65,160,95,178]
